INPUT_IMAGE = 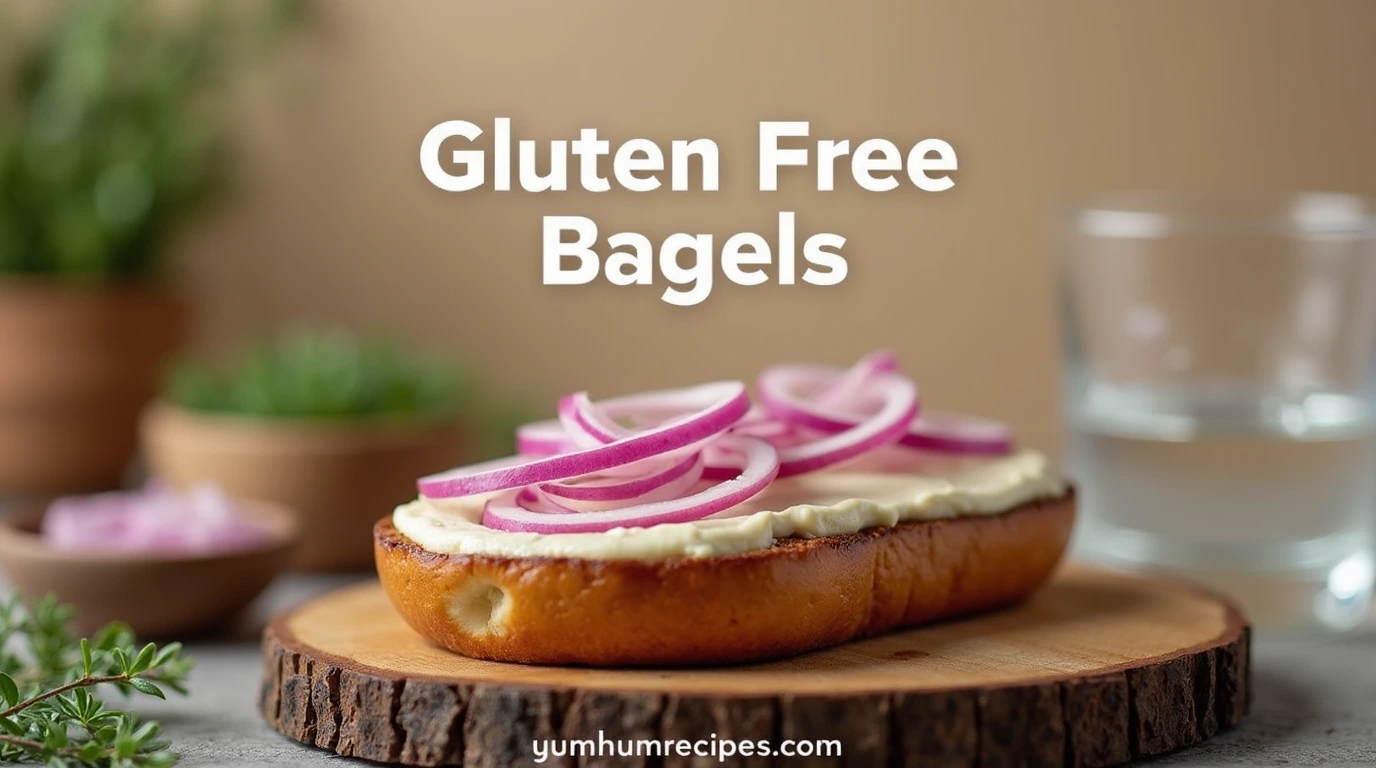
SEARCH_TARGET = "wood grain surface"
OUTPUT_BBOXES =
[260,566,1250,767]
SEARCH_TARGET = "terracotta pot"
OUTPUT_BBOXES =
[140,403,466,572]
[0,499,300,637]
[0,279,187,495]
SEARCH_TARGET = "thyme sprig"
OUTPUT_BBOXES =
[0,596,191,767]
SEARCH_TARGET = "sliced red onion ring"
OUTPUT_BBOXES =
[482,436,779,533]
[593,390,721,426]
[758,361,1012,456]
[558,391,629,447]
[757,363,903,435]
[559,392,785,483]
[515,419,574,457]
[513,486,576,513]
[902,411,1013,454]
[814,349,898,406]
[558,392,724,482]
[424,350,1015,533]
[700,413,810,480]
[418,381,749,498]
[558,385,751,449]
[771,372,919,476]
[558,386,741,443]
[537,452,704,507]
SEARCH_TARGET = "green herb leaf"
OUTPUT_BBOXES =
[44,719,68,749]
[92,622,134,652]
[0,671,17,706]
[131,642,156,675]
[80,638,92,677]
[53,692,81,719]
[131,720,159,743]
[152,642,181,668]
[116,732,137,758]
[128,679,164,700]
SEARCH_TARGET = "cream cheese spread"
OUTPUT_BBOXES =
[392,449,1064,561]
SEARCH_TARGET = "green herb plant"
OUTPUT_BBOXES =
[0,0,305,279]
[166,328,468,421]
[0,595,191,768]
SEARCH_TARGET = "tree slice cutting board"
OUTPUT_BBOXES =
[260,566,1249,768]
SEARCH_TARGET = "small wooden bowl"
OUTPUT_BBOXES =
[0,499,300,637]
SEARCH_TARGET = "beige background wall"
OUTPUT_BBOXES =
[180,0,1376,455]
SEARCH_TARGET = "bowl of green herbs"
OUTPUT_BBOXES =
[140,329,468,572]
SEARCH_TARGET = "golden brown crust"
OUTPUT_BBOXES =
[373,492,1075,666]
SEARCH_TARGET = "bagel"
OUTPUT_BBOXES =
[374,489,1074,667]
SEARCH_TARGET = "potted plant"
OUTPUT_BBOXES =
[141,329,470,571]
[0,1,301,495]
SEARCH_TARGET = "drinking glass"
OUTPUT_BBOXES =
[1061,192,1376,631]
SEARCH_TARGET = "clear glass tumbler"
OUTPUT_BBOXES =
[1061,192,1376,631]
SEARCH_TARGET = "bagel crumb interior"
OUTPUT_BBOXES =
[448,578,511,636]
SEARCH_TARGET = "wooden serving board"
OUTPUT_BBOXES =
[260,566,1249,768]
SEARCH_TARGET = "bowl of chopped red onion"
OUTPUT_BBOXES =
[0,483,300,636]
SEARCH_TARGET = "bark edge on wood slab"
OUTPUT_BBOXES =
[259,573,1249,768]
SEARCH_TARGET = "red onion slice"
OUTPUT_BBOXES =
[757,363,906,435]
[537,452,704,507]
[699,412,809,481]
[513,486,576,514]
[759,361,1012,456]
[559,385,741,445]
[559,391,771,483]
[482,437,779,533]
[771,372,919,476]
[814,349,898,406]
[902,411,1013,454]
[418,381,749,498]
[515,419,574,457]
[558,392,723,481]
[558,391,629,448]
